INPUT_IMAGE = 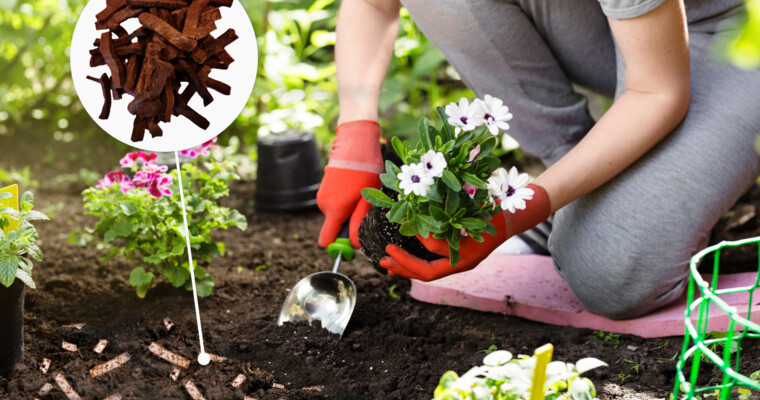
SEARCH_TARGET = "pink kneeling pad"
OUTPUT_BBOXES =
[410,254,760,338]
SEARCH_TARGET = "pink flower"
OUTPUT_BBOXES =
[148,175,173,198]
[463,182,478,199]
[468,144,481,162]
[118,175,135,194]
[132,170,155,188]
[460,227,468,237]
[96,170,134,194]
[96,170,125,188]
[145,163,168,174]
[179,136,219,159]
[120,151,158,169]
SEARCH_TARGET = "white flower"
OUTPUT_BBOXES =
[398,163,434,196]
[483,350,513,367]
[419,150,447,178]
[568,377,596,400]
[487,166,534,213]
[474,95,513,135]
[445,98,484,133]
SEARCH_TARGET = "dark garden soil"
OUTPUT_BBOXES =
[1,177,760,400]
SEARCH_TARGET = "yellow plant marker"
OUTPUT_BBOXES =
[0,184,19,234]
[530,343,554,400]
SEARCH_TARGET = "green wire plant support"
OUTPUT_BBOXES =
[674,237,760,400]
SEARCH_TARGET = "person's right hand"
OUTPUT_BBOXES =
[317,120,384,249]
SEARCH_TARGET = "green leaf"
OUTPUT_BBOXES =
[484,220,497,236]
[0,254,19,287]
[459,218,488,230]
[380,170,399,192]
[460,172,486,189]
[361,188,395,208]
[186,267,214,297]
[476,136,498,160]
[26,244,42,261]
[15,268,35,289]
[120,202,139,216]
[419,117,433,151]
[391,136,406,162]
[445,189,460,215]
[23,210,49,221]
[385,159,401,175]
[164,265,190,287]
[418,214,441,231]
[423,182,443,203]
[20,191,34,211]
[441,170,461,192]
[144,254,162,264]
[0,192,11,200]
[399,220,419,237]
[430,205,448,221]
[448,242,460,267]
[436,106,454,140]
[129,267,155,299]
[104,220,133,243]
[386,200,409,224]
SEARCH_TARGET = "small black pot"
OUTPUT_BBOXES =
[255,130,323,211]
[0,279,25,377]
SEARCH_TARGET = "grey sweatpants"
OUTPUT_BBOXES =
[400,0,760,319]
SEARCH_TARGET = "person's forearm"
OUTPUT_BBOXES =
[335,0,400,124]
[533,89,689,212]
[533,0,689,213]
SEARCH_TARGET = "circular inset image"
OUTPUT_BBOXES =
[70,0,257,152]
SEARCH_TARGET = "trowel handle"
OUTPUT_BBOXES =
[327,222,355,261]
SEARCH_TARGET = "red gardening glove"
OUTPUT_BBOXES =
[317,120,384,249]
[379,183,551,281]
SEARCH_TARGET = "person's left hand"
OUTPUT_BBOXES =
[380,214,509,281]
[379,183,551,281]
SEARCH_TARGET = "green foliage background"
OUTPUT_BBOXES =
[0,0,475,169]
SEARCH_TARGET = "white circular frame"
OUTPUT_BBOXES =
[70,0,257,152]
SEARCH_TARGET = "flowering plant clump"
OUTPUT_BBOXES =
[0,191,48,288]
[434,350,607,400]
[361,95,533,266]
[82,138,247,298]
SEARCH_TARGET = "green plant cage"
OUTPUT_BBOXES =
[674,237,760,400]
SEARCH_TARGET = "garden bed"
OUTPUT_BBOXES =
[0,180,759,400]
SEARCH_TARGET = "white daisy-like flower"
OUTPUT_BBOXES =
[419,150,447,178]
[487,166,533,213]
[398,163,434,196]
[445,98,484,133]
[475,94,513,135]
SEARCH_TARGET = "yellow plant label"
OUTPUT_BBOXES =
[530,343,554,400]
[0,184,19,234]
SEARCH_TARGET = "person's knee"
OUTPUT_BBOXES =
[552,245,688,320]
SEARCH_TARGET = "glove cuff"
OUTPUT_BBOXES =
[336,119,380,133]
[329,120,383,172]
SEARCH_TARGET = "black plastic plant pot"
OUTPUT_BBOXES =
[0,279,25,377]
[255,130,323,211]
